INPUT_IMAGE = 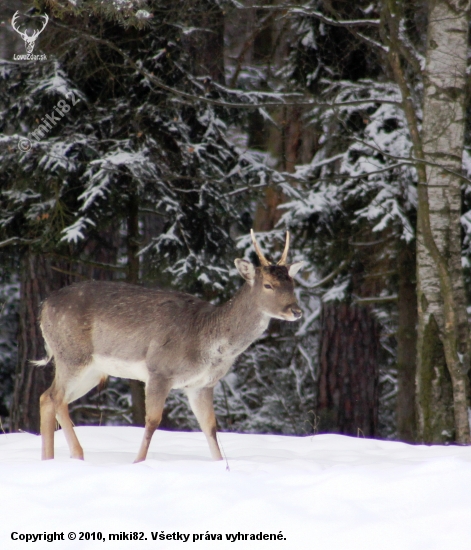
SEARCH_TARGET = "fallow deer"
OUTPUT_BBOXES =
[37,230,303,462]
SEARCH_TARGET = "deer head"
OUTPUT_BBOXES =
[234,230,304,321]
[12,11,49,54]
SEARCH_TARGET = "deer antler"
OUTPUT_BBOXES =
[250,230,291,266]
[277,231,290,266]
[250,229,271,266]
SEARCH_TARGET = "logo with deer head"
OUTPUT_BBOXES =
[11,11,49,54]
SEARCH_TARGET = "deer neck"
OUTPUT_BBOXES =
[214,283,269,351]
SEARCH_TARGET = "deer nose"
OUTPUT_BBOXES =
[292,306,302,319]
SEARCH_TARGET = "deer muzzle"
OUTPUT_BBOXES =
[283,303,302,320]
[291,306,302,319]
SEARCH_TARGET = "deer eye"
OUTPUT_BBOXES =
[264,284,273,290]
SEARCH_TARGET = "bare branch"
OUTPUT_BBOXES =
[50,252,127,272]
[345,134,471,186]
[50,266,88,279]
[295,260,349,290]
[0,237,38,248]
[355,295,398,304]
[240,5,380,27]
[49,21,400,111]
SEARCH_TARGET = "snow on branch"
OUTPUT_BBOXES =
[60,217,95,243]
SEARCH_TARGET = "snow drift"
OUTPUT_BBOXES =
[1,427,470,549]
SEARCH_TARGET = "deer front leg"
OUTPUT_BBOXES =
[186,387,223,461]
[134,377,171,463]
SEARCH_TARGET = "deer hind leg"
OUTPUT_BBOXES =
[39,386,57,460]
[134,377,172,463]
[55,401,84,460]
[40,381,85,461]
[186,387,223,461]
[40,365,102,461]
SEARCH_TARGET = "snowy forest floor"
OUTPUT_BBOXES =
[1,427,470,549]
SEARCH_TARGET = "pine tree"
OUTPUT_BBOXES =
[0,1,270,430]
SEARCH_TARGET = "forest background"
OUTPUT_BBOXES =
[1,0,470,447]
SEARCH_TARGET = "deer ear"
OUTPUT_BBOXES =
[235,259,256,285]
[288,261,304,278]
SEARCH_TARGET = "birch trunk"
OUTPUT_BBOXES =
[416,0,471,443]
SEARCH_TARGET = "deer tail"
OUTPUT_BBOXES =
[30,356,52,367]
[30,340,53,367]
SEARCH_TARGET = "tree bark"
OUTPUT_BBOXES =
[318,303,380,437]
[386,0,471,444]
[183,0,225,84]
[126,187,146,427]
[396,242,417,442]
[415,0,471,443]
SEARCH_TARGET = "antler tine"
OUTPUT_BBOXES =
[277,231,290,266]
[250,229,271,266]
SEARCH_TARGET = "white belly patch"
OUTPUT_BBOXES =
[90,354,149,383]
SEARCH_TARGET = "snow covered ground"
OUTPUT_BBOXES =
[1,427,471,549]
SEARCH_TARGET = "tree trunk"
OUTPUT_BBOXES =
[415,0,471,443]
[396,242,417,442]
[11,253,69,433]
[184,0,225,84]
[126,187,146,427]
[318,303,380,437]
[387,0,471,444]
